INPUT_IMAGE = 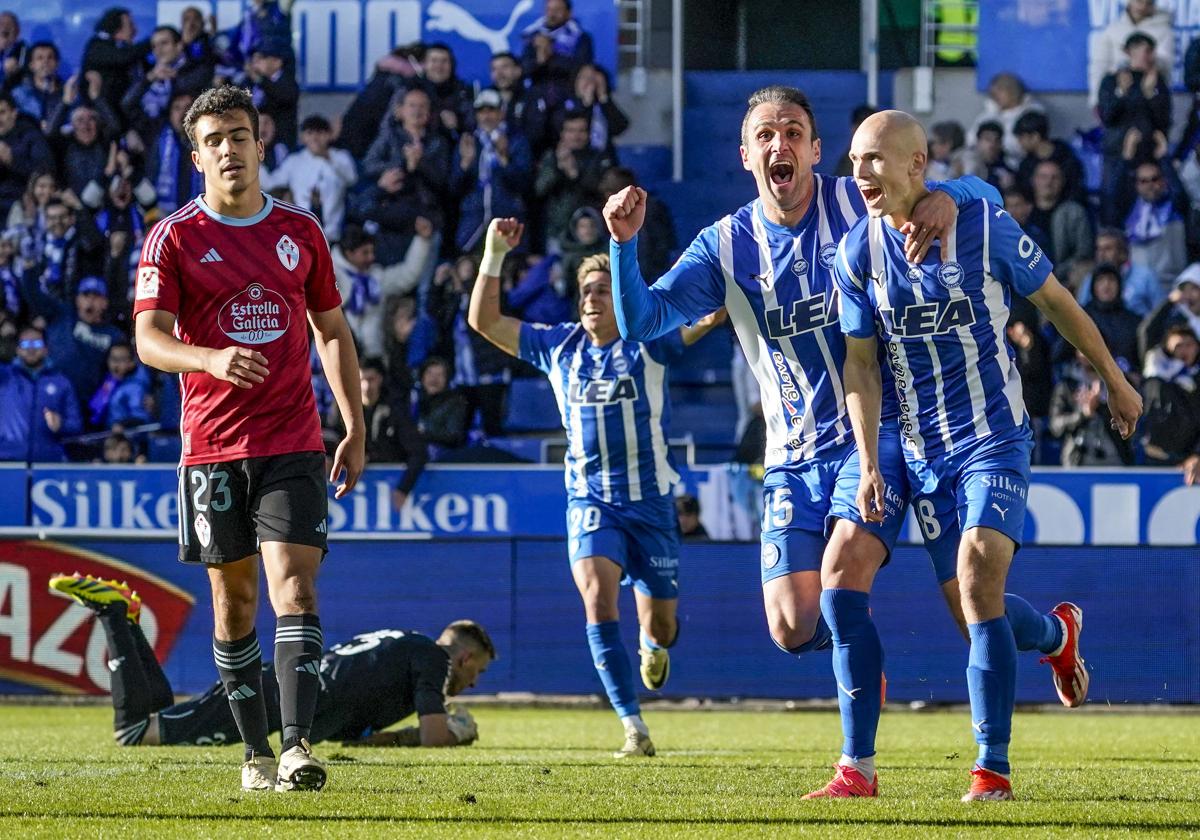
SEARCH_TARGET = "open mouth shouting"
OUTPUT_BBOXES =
[769,159,795,188]
[858,182,884,204]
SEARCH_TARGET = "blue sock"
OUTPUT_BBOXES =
[639,629,661,651]
[586,622,639,719]
[966,617,1017,775]
[772,614,833,656]
[1004,594,1063,654]
[820,588,882,760]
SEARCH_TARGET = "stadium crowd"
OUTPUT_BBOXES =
[0,0,1197,484]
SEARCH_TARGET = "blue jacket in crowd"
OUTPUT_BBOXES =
[0,360,82,462]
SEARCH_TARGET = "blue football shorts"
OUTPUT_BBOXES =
[566,494,681,599]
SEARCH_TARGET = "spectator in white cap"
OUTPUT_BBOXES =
[1139,265,1200,360]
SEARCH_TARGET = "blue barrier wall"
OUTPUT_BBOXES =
[4,538,1195,704]
[5,464,1200,545]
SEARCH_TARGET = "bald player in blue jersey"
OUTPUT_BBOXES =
[835,110,1142,801]
[469,218,719,757]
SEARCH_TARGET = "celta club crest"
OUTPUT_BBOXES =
[276,235,300,271]
[791,258,809,277]
[937,261,965,289]
[818,243,838,269]
[426,0,535,54]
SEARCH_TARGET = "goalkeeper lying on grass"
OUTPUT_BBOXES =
[50,573,493,752]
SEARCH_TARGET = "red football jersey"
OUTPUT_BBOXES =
[134,195,342,466]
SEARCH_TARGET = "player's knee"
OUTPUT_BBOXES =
[269,574,318,615]
[768,618,824,654]
[212,587,256,633]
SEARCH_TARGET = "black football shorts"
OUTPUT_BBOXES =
[177,451,328,565]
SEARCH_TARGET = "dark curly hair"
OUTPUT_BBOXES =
[182,85,259,150]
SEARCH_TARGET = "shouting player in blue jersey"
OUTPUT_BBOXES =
[469,218,716,757]
[605,86,1080,798]
[834,111,1142,801]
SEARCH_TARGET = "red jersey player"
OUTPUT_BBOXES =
[133,86,365,793]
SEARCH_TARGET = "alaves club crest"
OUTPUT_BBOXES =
[276,235,300,271]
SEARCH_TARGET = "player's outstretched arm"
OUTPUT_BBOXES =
[843,334,887,523]
[605,186,725,341]
[1029,273,1143,438]
[467,218,524,357]
[342,711,470,748]
[134,309,270,389]
[310,305,366,498]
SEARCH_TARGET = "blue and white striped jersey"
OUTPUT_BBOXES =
[834,199,1053,460]
[635,175,868,468]
[519,322,681,503]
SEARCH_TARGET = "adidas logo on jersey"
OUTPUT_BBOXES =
[199,247,224,263]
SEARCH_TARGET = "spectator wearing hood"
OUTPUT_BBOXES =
[1083,263,1142,372]
[1076,228,1163,317]
[1140,324,1200,466]
[560,205,605,303]
[450,89,533,253]
[0,324,81,461]
[534,108,613,249]
[420,42,474,139]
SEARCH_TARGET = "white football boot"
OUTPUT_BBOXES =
[275,739,327,791]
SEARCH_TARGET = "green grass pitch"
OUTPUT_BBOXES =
[2,705,1198,838]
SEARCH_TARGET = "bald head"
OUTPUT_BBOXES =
[849,109,930,222]
[856,110,927,159]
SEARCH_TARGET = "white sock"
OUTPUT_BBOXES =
[621,714,649,736]
[1047,615,1069,658]
[840,753,876,780]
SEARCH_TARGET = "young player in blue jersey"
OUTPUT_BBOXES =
[834,111,1142,801]
[469,218,718,757]
[605,86,1080,798]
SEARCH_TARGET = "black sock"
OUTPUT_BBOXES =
[274,614,323,753]
[97,606,153,745]
[129,621,174,711]
[214,630,273,760]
